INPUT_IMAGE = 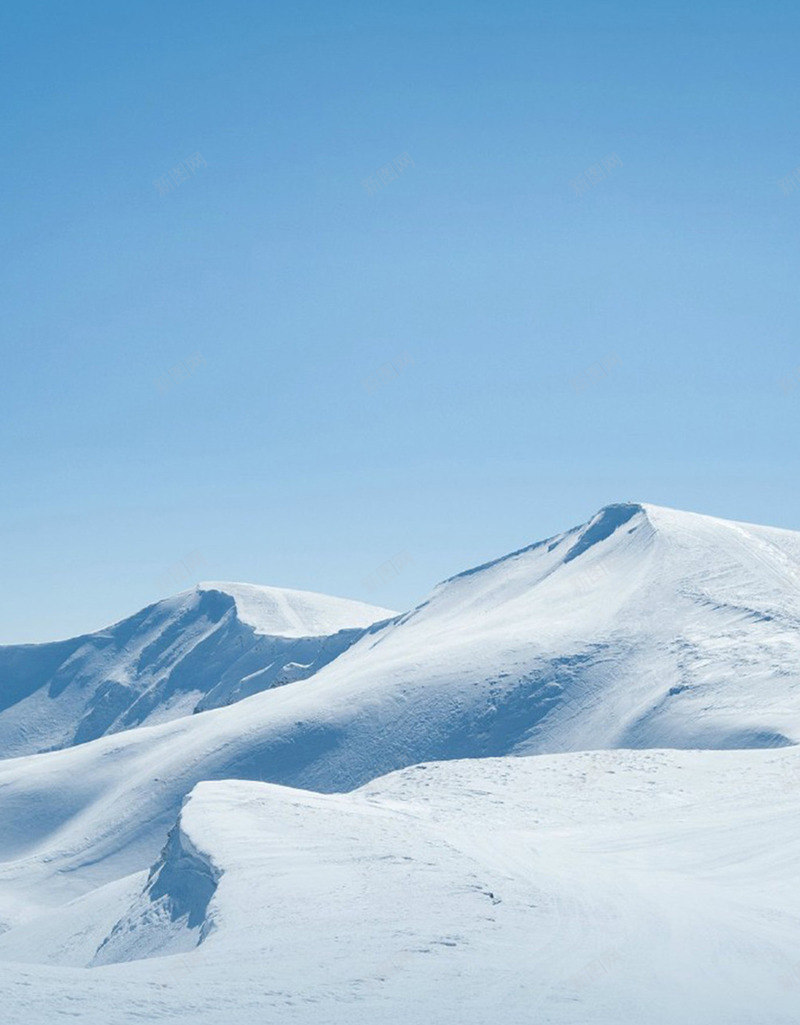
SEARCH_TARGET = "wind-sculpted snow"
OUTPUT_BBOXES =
[2,502,800,1021]
[92,793,221,965]
[2,503,800,894]
[2,748,800,1023]
[0,583,395,758]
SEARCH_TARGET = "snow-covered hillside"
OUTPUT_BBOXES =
[2,747,800,1023]
[3,501,800,897]
[2,501,800,1023]
[0,583,395,758]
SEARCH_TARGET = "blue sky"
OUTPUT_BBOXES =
[1,0,799,641]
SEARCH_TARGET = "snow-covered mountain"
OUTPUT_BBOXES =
[0,583,395,758]
[2,501,800,890]
[2,501,800,1023]
[2,746,800,1024]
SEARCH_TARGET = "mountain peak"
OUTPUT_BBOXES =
[195,581,396,638]
[0,582,396,759]
[563,502,645,563]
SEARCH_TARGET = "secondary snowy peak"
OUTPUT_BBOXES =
[0,584,395,759]
[196,581,395,638]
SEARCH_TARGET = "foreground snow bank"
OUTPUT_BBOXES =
[93,790,221,965]
[2,747,800,1023]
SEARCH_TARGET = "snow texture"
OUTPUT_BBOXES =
[0,582,395,758]
[1,502,800,1023]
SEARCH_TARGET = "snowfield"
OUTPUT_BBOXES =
[1,502,800,1023]
[2,749,800,1023]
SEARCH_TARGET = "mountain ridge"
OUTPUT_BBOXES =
[0,583,395,758]
[1,500,799,909]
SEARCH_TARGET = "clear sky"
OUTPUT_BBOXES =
[2,0,799,642]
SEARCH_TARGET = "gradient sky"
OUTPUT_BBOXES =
[2,0,799,641]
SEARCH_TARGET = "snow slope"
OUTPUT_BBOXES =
[1,747,800,1024]
[0,583,395,758]
[2,500,800,1022]
[2,501,800,911]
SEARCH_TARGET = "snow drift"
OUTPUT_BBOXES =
[2,502,800,894]
[3,747,800,1023]
[2,500,800,1023]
